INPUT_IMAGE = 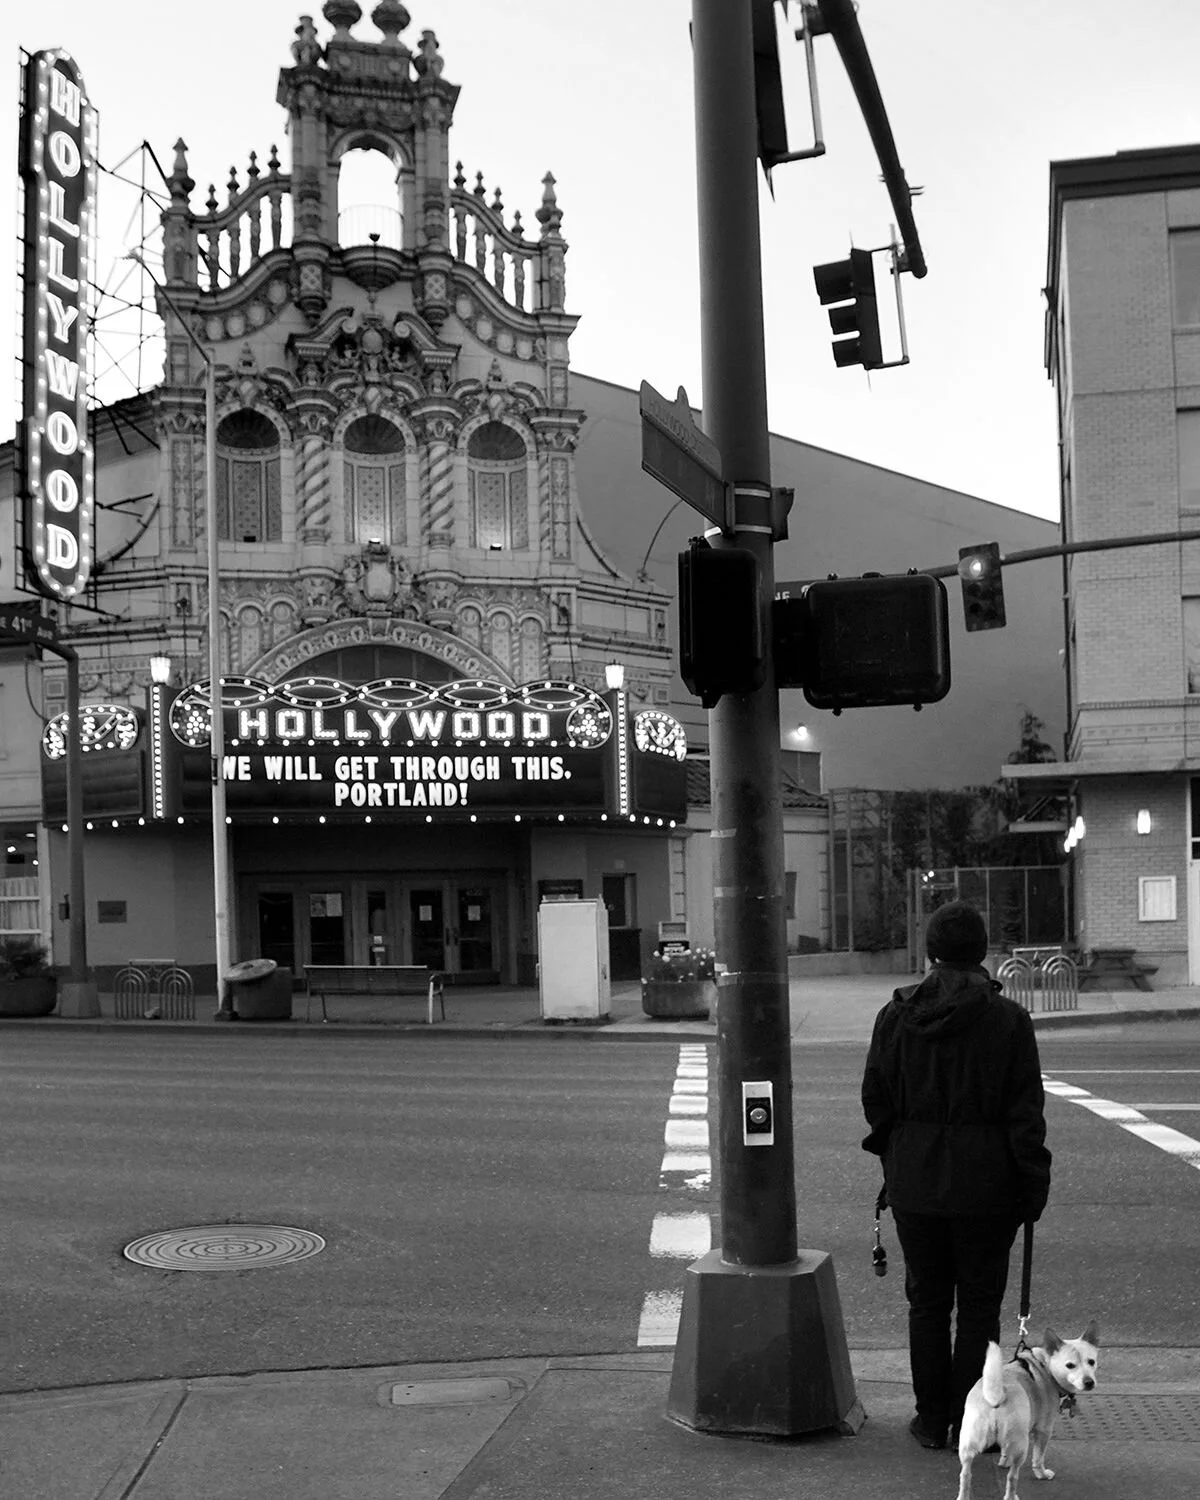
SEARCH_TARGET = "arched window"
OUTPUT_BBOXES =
[216,411,282,543]
[336,146,405,249]
[468,422,529,551]
[344,415,406,545]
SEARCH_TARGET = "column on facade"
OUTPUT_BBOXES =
[418,411,458,550]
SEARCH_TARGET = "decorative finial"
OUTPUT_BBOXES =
[371,1,410,45]
[292,14,323,65]
[536,172,562,238]
[227,166,240,203]
[413,28,444,77]
[453,161,466,191]
[206,183,218,215]
[511,209,523,238]
[268,144,281,175]
[247,150,260,182]
[169,139,193,196]
[473,171,486,200]
[492,186,503,216]
[322,0,362,40]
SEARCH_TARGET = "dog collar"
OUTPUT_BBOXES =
[1014,1350,1079,1413]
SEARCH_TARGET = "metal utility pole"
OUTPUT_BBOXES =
[667,0,861,1437]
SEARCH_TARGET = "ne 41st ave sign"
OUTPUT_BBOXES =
[639,380,730,532]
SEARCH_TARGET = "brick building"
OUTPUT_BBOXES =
[1013,143,1200,984]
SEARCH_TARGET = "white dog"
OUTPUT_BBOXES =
[955,1324,1099,1500]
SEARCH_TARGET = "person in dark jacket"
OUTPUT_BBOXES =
[861,900,1051,1451]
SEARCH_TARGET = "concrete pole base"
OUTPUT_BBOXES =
[57,981,101,1019]
[667,1247,866,1438]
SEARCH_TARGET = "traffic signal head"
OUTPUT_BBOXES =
[812,248,883,370]
[677,538,765,709]
[958,542,1006,631]
[773,572,951,713]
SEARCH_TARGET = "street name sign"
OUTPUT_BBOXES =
[639,380,730,532]
[0,603,59,648]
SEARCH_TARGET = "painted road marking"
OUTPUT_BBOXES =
[1044,1077,1200,1171]
[638,1043,713,1347]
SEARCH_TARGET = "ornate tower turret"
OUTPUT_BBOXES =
[275,1,462,324]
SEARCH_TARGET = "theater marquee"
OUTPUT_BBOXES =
[18,49,97,601]
[153,676,686,824]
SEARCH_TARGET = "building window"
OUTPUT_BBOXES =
[1171,231,1200,327]
[1138,875,1177,922]
[1180,411,1200,511]
[216,410,282,542]
[343,415,406,544]
[468,422,529,551]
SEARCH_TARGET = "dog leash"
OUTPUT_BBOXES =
[1015,1219,1034,1352]
[872,1185,888,1276]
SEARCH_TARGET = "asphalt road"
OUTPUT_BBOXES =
[1,1024,1198,1393]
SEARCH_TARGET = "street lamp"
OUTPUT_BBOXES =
[127,249,232,1017]
[149,652,172,685]
[604,660,625,690]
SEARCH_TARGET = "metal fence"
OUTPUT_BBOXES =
[995,951,1079,1013]
[114,960,195,1020]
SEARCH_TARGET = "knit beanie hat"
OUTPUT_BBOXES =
[925,901,988,966]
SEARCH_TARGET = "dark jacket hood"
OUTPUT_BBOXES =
[892,963,1002,1039]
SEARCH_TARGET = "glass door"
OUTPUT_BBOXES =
[257,891,296,972]
[307,889,348,965]
[456,885,496,977]
[409,886,446,970]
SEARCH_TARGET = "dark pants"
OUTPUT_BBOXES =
[891,1210,1020,1433]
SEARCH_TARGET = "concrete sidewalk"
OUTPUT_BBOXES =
[10,971,1200,1043]
[4,1346,1199,1499]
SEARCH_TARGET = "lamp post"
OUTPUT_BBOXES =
[128,251,231,1016]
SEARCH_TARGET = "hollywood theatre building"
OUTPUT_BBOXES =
[12,5,689,991]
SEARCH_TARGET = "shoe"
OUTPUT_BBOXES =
[909,1415,948,1449]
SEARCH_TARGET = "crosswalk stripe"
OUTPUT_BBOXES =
[638,1043,713,1348]
[1044,1076,1200,1171]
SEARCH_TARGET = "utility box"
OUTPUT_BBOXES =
[537,899,611,1023]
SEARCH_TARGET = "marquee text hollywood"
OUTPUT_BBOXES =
[20,51,97,601]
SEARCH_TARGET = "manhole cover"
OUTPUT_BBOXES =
[123,1224,325,1271]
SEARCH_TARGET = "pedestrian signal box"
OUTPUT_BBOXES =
[678,537,765,709]
[773,573,951,713]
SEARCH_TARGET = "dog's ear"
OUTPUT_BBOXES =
[1042,1328,1061,1352]
[1082,1321,1099,1346]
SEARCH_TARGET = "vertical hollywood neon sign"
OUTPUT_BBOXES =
[18,50,98,602]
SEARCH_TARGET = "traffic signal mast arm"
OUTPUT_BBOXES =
[814,0,927,278]
[920,527,1200,579]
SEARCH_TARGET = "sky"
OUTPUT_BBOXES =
[7,0,1200,525]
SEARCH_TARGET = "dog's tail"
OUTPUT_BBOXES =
[979,1342,1006,1407]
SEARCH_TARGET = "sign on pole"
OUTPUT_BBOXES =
[0,603,59,649]
[639,380,730,532]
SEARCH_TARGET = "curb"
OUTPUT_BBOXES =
[4,1006,1200,1040]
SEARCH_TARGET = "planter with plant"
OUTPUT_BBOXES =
[0,938,58,1018]
[641,944,717,1019]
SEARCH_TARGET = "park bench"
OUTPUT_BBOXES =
[303,965,446,1024]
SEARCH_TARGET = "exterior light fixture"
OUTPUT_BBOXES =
[605,661,625,690]
[1073,815,1085,841]
[1136,809,1152,835]
[149,653,172,684]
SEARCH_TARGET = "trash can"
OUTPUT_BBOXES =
[225,958,292,1021]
